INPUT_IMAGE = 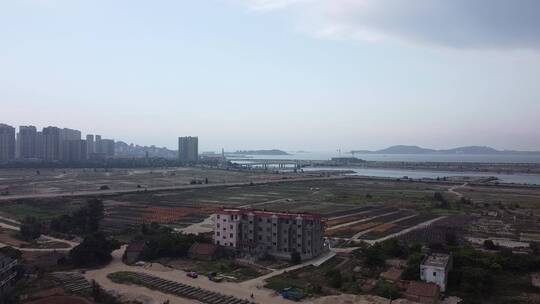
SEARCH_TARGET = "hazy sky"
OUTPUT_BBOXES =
[2,0,540,151]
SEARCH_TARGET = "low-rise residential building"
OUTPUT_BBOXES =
[188,243,220,261]
[213,208,325,261]
[420,253,452,292]
[123,241,146,265]
[404,281,440,304]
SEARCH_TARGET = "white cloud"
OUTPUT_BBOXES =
[240,0,540,49]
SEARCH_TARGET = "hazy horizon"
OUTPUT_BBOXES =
[2,1,540,151]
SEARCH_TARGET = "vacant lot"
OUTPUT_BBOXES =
[0,167,324,197]
[2,174,539,242]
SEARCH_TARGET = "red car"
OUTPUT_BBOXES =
[186,271,198,278]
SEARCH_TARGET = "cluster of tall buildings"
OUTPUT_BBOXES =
[0,123,114,163]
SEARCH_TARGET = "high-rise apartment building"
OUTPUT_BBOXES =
[42,126,61,161]
[18,126,37,159]
[64,139,88,162]
[213,208,325,261]
[36,131,44,159]
[86,134,95,156]
[178,136,198,162]
[60,128,81,161]
[0,124,16,162]
[100,139,115,158]
[95,135,102,154]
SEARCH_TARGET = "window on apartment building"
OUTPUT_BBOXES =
[249,220,253,224]
[258,236,262,240]
[433,272,437,276]
[230,224,233,229]
[217,223,220,228]
[249,230,253,234]
[216,240,220,245]
[217,215,220,219]
[267,218,270,223]
[230,233,233,238]
[297,225,301,229]
[273,223,276,226]
[258,218,262,222]
[217,232,220,236]
[298,234,301,238]
[273,233,276,236]
[267,236,271,241]
[273,242,277,246]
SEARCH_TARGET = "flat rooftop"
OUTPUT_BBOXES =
[422,253,451,268]
[220,208,321,220]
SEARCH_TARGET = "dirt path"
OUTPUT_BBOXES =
[364,216,447,245]
[352,213,418,240]
[448,183,468,199]
[0,220,78,251]
[86,247,337,304]
[326,210,401,231]
[176,214,214,235]
[85,246,334,304]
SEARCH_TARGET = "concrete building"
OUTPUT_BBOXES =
[35,131,44,159]
[100,139,115,158]
[42,126,61,161]
[59,128,81,161]
[0,124,16,162]
[0,254,17,294]
[95,135,102,153]
[178,136,198,162]
[86,134,95,156]
[405,281,440,304]
[18,126,37,159]
[420,253,452,292]
[213,208,325,261]
[64,140,88,162]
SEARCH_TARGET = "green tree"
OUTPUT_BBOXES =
[70,232,120,267]
[325,269,343,288]
[20,216,42,241]
[373,280,399,300]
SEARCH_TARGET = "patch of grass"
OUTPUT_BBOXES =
[187,259,265,281]
[107,272,142,285]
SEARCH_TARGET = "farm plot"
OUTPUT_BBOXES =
[397,215,471,244]
[326,207,397,227]
[102,203,216,235]
[325,209,416,238]
[358,214,438,240]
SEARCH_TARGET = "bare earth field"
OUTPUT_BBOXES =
[0,167,331,197]
[1,168,539,245]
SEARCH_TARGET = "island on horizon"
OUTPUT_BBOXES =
[351,145,540,155]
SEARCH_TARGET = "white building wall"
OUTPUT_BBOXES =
[420,265,447,292]
[213,213,239,247]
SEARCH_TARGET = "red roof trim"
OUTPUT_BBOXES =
[218,208,321,220]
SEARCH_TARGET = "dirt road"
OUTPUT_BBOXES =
[0,175,354,202]
[85,246,338,304]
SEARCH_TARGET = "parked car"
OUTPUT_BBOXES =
[186,271,198,278]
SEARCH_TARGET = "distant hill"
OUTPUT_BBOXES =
[228,149,290,155]
[351,145,540,155]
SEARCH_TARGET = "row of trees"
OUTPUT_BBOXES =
[137,222,210,260]
[50,198,104,235]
